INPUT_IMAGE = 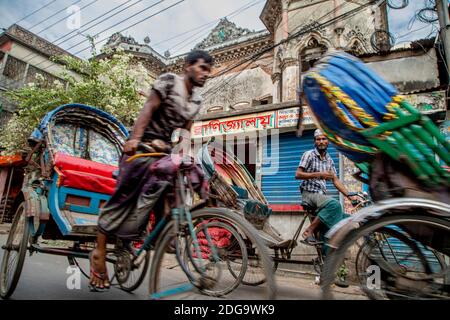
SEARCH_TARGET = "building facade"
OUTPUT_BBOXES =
[0,24,80,127]
[0,24,81,220]
[105,1,449,222]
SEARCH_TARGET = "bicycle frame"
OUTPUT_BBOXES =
[130,163,222,299]
[268,193,371,264]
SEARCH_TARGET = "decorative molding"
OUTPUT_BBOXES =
[194,18,254,50]
[260,0,283,33]
[281,58,298,69]
[344,26,366,43]
[334,27,345,37]
[271,72,281,83]
[105,32,139,47]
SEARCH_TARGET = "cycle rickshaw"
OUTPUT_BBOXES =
[301,51,450,299]
[0,103,276,300]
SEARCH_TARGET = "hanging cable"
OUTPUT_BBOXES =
[33,0,100,34]
[203,0,385,100]
[27,0,84,31]
[11,0,58,26]
[417,7,439,23]
[387,0,409,9]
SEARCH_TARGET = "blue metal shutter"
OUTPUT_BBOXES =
[261,131,340,204]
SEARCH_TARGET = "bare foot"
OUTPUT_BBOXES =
[302,228,314,239]
[89,248,110,291]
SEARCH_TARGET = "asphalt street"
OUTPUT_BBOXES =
[0,234,366,300]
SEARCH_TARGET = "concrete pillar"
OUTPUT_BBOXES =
[271,73,281,103]
[282,0,289,40]
[282,59,299,102]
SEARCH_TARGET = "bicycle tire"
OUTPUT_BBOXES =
[148,207,276,299]
[228,255,278,286]
[354,226,440,299]
[322,214,450,300]
[183,220,248,296]
[116,249,151,292]
[0,202,31,299]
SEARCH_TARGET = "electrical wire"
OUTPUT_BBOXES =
[72,0,186,56]
[0,0,184,89]
[10,0,58,26]
[387,0,409,9]
[34,0,101,34]
[64,0,167,52]
[202,0,385,100]
[53,0,141,45]
[27,0,84,31]
[417,7,439,23]
[7,0,145,72]
[165,0,264,55]
[153,0,264,49]
[3,0,167,81]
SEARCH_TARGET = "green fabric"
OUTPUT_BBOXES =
[317,198,349,231]
[317,199,350,256]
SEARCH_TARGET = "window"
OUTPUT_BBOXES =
[3,55,26,81]
[299,38,327,90]
[26,65,66,88]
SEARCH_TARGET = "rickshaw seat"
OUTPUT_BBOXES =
[54,152,118,195]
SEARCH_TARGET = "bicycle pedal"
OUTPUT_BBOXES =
[300,239,323,246]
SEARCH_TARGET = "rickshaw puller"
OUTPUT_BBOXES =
[89,50,214,291]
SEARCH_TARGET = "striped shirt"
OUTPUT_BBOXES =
[298,148,337,194]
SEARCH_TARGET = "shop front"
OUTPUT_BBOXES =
[192,104,345,212]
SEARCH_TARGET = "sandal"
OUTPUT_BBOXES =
[301,235,320,246]
[89,252,110,292]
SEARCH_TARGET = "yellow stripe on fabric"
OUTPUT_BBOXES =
[310,73,379,128]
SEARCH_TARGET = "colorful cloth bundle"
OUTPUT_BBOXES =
[302,51,450,188]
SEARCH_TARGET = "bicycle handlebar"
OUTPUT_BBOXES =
[137,142,154,152]
[347,191,367,199]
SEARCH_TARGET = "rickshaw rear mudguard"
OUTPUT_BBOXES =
[326,197,450,249]
[21,185,50,234]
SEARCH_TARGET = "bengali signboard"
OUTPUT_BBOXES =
[192,105,314,138]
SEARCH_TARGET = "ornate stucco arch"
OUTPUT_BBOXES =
[297,34,329,74]
[293,31,333,58]
[346,37,368,55]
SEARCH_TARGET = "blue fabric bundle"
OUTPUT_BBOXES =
[302,51,399,163]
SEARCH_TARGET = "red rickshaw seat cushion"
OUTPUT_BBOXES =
[54,152,118,195]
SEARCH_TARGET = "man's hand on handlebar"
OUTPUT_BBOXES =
[124,138,140,156]
[346,192,366,207]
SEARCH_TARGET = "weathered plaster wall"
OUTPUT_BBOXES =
[365,49,441,93]
[199,66,273,113]
[9,42,80,81]
[270,0,382,103]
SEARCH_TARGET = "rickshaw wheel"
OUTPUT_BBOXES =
[0,202,31,299]
[115,248,151,292]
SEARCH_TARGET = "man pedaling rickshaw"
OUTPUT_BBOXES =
[89,50,214,291]
[295,129,358,246]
